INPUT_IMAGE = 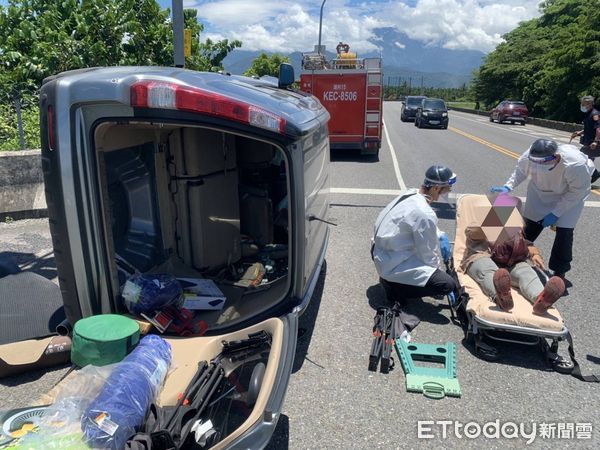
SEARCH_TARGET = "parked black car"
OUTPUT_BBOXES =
[400,95,427,121]
[415,98,449,129]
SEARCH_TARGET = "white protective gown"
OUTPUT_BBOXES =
[372,189,441,286]
[505,144,593,228]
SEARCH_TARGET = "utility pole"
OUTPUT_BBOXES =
[318,0,327,54]
[172,0,185,67]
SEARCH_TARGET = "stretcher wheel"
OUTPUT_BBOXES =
[550,356,574,374]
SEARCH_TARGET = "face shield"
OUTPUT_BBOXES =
[527,153,558,175]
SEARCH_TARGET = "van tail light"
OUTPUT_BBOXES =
[130,80,286,134]
[47,105,55,150]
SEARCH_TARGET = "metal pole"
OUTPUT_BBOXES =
[14,95,26,150]
[318,0,326,55]
[172,0,185,67]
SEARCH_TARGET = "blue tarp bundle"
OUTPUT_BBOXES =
[81,334,172,449]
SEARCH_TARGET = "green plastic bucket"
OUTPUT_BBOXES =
[71,314,140,367]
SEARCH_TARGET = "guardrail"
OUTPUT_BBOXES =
[449,106,584,133]
[0,150,47,220]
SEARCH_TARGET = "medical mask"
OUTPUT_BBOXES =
[581,106,589,113]
[438,192,450,204]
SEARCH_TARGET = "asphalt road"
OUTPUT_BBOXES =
[1,105,599,448]
[267,105,600,449]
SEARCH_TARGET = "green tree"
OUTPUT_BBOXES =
[0,0,243,150]
[473,0,599,122]
[244,53,290,78]
[0,0,243,100]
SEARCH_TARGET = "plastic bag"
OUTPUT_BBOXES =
[121,273,182,315]
[14,364,115,449]
[81,334,172,450]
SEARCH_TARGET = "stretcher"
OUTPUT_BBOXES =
[450,194,579,374]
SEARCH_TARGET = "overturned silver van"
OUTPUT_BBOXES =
[39,66,330,448]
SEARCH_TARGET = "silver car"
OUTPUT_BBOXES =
[39,66,330,448]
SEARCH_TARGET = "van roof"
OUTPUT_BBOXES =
[42,66,329,137]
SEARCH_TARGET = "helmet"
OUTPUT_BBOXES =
[423,165,457,187]
[528,139,558,163]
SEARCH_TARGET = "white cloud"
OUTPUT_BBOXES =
[185,0,542,54]
[394,41,405,49]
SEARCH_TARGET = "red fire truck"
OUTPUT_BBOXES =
[300,42,383,157]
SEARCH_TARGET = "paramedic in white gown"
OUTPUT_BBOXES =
[372,165,459,304]
[491,139,593,278]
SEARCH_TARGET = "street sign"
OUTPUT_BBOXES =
[184,29,192,57]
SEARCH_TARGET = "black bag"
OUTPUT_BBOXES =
[490,233,529,268]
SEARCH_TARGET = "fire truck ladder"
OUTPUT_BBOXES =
[363,58,382,147]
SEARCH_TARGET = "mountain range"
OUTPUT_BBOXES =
[223,28,486,88]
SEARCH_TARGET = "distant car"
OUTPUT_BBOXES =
[415,98,449,129]
[490,100,528,125]
[400,95,427,121]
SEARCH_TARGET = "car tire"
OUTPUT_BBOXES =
[489,115,493,122]
[400,115,406,122]
[417,119,423,129]
[498,114,504,124]
[442,125,448,129]
[414,119,419,127]
[521,122,526,126]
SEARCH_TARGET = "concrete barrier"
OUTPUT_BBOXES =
[0,150,47,220]
[448,106,584,133]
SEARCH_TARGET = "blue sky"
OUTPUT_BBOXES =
[0,1,542,53]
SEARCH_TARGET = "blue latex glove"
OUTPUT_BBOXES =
[542,213,559,227]
[447,291,457,305]
[490,185,511,193]
[439,233,452,262]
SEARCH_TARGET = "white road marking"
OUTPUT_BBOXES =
[382,120,407,191]
[330,187,402,196]
[330,187,600,208]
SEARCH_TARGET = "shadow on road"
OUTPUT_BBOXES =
[292,261,326,374]
[461,337,559,373]
[0,251,57,280]
[430,202,457,220]
[366,282,450,325]
[264,414,289,450]
[330,149,378,163]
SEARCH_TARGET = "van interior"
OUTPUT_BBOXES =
[91,122,292,446]
[94,122,291,332]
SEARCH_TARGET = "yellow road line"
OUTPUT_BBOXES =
[449,126,600,197]
[448,126,520,159]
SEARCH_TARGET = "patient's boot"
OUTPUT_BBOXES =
[533,276,565,315]
[492,268,513,311]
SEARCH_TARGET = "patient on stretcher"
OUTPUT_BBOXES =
[461,224,565,315]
